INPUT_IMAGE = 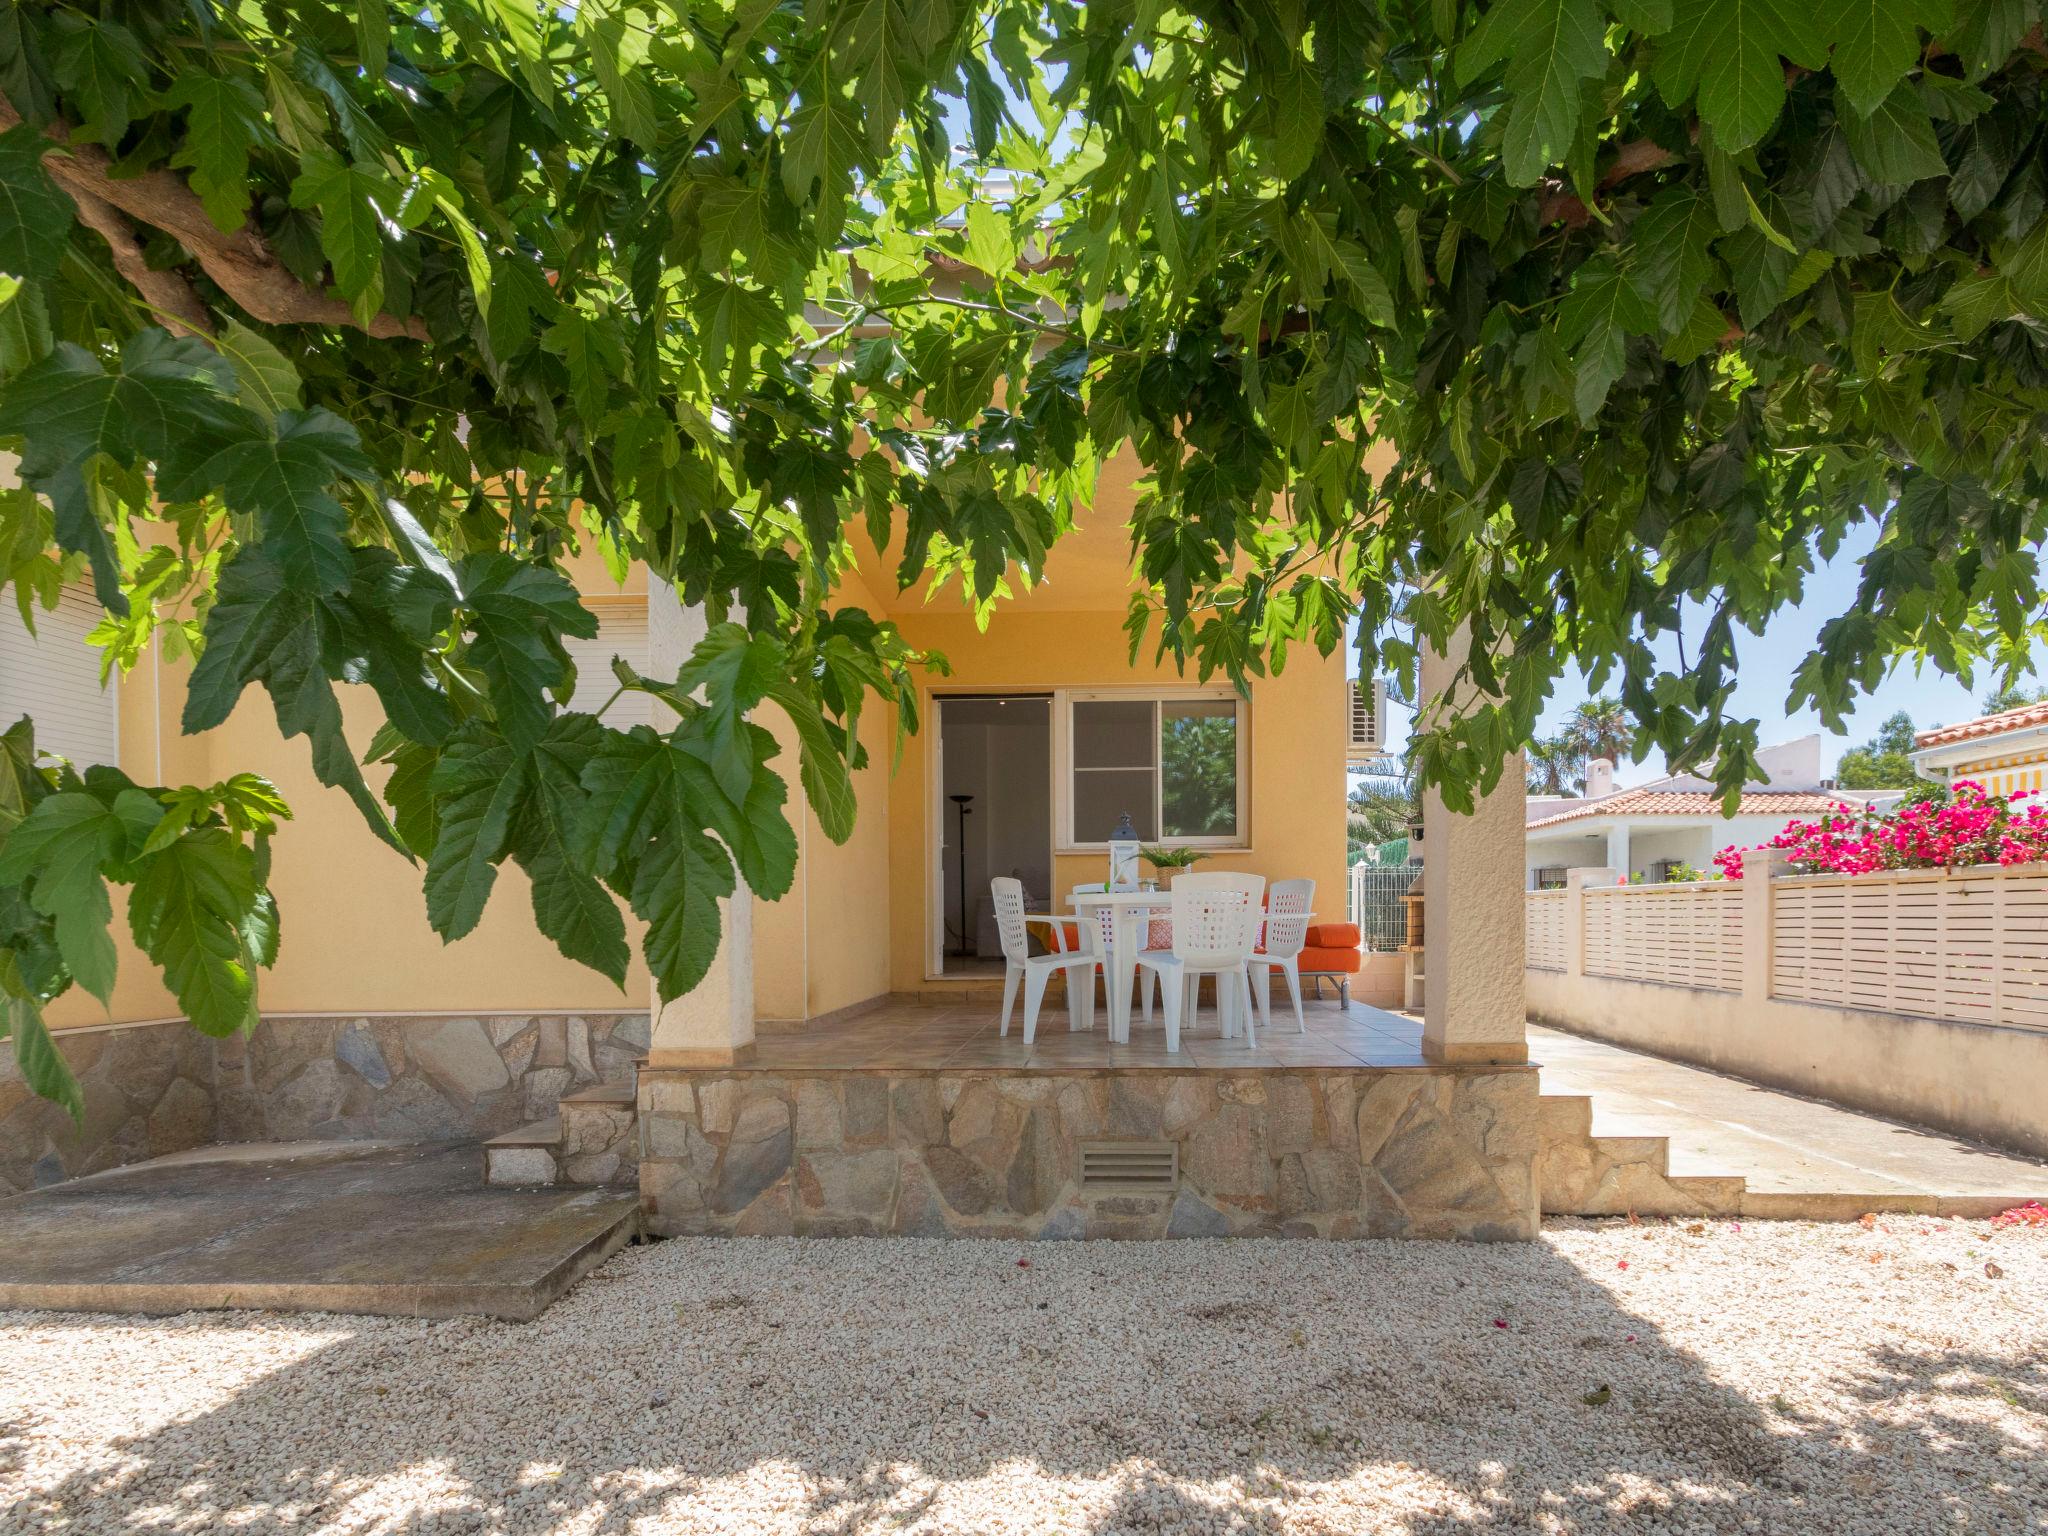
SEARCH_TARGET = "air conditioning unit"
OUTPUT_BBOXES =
[1347,676,1387,762]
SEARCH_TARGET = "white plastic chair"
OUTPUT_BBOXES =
[1134,875,1264,1052]
[1068,883,1155,1026]
[1171,870,1266,1038]
[992,877,1098,1044]
[1247,878,1315,1034]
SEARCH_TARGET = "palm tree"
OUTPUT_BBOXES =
[1347,768,1417,862]
[1562,696,1632,767]
[1526,736,1581,795]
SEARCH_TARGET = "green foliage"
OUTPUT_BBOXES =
[2,0,2048,1118]
[1048,0,2048,815]
[1835,708,1925,787]
[1348,771,1419,865]
[1159,712,1238,837]
[1983,682,2048,713]
[0,717,285,1115]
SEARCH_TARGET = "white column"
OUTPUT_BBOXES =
[1418,629,1528,1065]
[1562,866,1618,980]
[645,577,758,1066]
[1739,847,1789,1003]
[1604,822,1631,877]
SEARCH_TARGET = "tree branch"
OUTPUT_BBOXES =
[65,185,214,339]
[0,93,428,342]
[1537,138,1681,227]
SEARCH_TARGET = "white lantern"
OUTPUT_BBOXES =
[1108,811,1140,893]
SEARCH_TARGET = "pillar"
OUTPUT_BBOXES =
[1418,629,1528,1064]
[1562,866,1618,979]
[1739,847,1789,1002]
[1605,822,1632,878]
[644,576,758,1067]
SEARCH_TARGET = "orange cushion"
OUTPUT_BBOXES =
[1306,923,1361,949]
[1028,921,1083,952]
[1299,946,1362,974]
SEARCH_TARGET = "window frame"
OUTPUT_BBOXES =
[1053,687,1250,852]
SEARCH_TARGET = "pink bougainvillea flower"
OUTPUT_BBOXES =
[1715,783,2047,881]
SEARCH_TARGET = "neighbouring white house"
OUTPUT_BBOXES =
[1524,736,1874,888]
[1910,698,2048,795]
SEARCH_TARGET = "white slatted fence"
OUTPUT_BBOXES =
[1772,865,2048,1034]
[1525,889,1567,972]
[1582,882,1744,992]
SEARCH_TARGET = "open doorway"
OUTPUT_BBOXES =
[934,696,1053,976]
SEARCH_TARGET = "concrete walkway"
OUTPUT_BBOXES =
[1531,1022,2048,1207]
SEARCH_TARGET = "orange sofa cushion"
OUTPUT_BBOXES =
[1027,920,1084,953]
[1299,945,1362,975]
[1306,923,1361,949]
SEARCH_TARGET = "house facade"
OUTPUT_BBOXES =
[1911,700,2048,795]
[0,458,1386,1185]
[1524,737,1865,887]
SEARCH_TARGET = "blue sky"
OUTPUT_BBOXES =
[1370,521,2048,783]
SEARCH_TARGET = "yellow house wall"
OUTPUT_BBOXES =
[46,559,653,1030]
[747,562,897,1023]
[883,610,1348,992]
[39,545,1341,1030]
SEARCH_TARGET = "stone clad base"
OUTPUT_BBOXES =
[637,1066,1539,1240]
[215,1012,650,1143]
[2,1012,652,1196]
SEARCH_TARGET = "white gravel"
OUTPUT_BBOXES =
[2,1218,2044,1535]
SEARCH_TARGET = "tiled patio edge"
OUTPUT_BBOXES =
[637,1065,1541,1240]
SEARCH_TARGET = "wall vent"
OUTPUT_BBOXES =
[1079,1140,1178,1189]
[1347,676,1387,761]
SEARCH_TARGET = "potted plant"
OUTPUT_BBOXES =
[1140,846,1208,882]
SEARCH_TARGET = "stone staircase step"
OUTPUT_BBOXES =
[558,1093,639,1188]
[484,1118,560,1187]
[1666,1174,1747,1215]
[560,1083,636,1108]
[1590,1135,1668,1177]
[1537,1094,1592,1139]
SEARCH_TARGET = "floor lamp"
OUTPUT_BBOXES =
[948,793,974,957]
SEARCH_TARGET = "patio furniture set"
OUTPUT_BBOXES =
[989,874,1362,1051]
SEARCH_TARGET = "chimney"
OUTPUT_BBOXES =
[1584,758,1615,799]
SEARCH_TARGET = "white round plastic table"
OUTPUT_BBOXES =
[1067,889,1175,1045]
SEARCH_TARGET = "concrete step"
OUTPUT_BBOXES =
[485,1118,561,1187]
[1736,1190,2040,1220]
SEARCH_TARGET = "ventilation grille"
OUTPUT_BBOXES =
[1079,1140,1178,1189]
[1347,677,1386,759]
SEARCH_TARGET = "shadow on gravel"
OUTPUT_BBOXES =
[4,1235,2041,1535]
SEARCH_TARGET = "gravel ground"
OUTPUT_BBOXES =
[2,1218,2043,1535]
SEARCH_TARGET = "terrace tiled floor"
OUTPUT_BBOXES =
[752,994,1432,1070]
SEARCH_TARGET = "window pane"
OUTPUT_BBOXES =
[1072,700,1156,768]
[1074,769,1157,842]
[1161,699,1238,839]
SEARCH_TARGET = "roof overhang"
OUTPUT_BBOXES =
[1909,721,2048,779]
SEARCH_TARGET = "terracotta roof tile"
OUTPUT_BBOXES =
[1914,701,2048,749]
[1525,788,1859,830]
